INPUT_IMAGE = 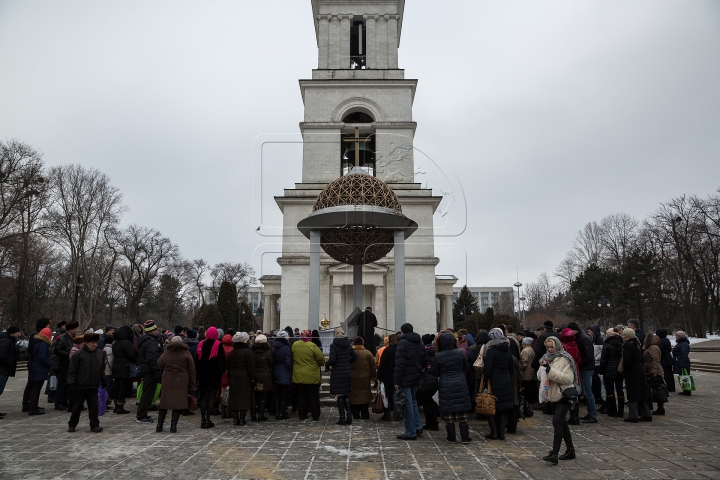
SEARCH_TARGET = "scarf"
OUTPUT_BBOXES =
[486,327,510,349]
[540,337,577,385]
[300,329,311,343]
[197,326,220,360]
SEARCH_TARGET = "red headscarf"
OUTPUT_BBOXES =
[39,328,53,339]
[560,328,582,379]
[197,326,220,360]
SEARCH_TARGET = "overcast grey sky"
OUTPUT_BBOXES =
[1,1,719,289]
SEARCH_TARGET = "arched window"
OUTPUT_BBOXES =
[341,112,375,176]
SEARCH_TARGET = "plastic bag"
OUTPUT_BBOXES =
[393,386,405,421]
[538,367,549,403]
[98,387,109,416]
[600,374,607,401]
[380,382,388,408]
[136,380,162,404]
[678,369,696,392]
[222,387,229,406]
[49,375,57,391]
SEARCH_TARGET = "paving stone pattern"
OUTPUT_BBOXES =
[1,371,719,480]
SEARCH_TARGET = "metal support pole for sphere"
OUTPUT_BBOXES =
[393,231,406,331]
[353,264,363,310]
[309,231,321,331]
[71,274,84,324]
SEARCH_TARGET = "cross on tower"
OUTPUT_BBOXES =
[343,127,372,167]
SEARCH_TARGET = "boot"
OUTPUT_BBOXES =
[559,422,574,459]
[239,410,247,425]
[617,397,625,418]
[115,401,130,415]
[258,398,268,421]
[220,404,227,419]
[343,396,352,425]
[156,409,167,433]
[170,410,180,433]
[485,416,498,440]
[250,406,257,421]
[459,422,472,444]
[446,423,457,443]
[568,404,580,425]
[233,412,241,426]
[543,451,559,465]
[336,398,346,425]
[275,399,282,420]
[559,447,576,460]
[652,402,665,416]
[498,413,508,440]
[605,395,617,417]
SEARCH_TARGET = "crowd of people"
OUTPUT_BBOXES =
[0,313,695,465]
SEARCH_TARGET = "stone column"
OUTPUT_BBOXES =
[364,15,377,69]
[393,231,405,331]
[333,285,343,326]
[273,296,281,331]
[387,14,399,68]
[340,14,351,69]
[309,231,321,331]
[263,294,275,333]
[376,14,388,69]
[440,294,453,331]
[374,285,386,331]
[317,14,330,69]
[328,15,340,69]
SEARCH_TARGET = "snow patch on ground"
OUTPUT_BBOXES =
[322,445,378,459]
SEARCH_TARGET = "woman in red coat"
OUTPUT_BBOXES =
[219,334,234,418]
[560,328,582,424]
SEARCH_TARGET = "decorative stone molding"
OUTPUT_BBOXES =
[331,96,386,123]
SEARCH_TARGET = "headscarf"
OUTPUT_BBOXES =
[522,337,533,345]
[170,335,183,343]
[277,330,289,339]
[300,329,312,342]
[221,334,233,345]
[39,328,53,339]
[233,332,249,343]
[255,334,268,344]
[540,336,577,385]
[486,327,509,349]
[334,327,345,338]
[197,326,221,359]
[475,330,489,346]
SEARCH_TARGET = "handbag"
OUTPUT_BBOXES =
[475,376,497,416]
[678,368,695,392]
[188,395,198,411]
[393,386,405,420]
[649,375,669,403]
[473,345,485,376]
[372,387,385,414]
[562,386,579,403]
[128,363,141,378]
[98,387,109,416]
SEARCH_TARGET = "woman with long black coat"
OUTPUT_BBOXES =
[111,325,136,414]
[482,328,514,440]
[434,332,472,444]
[227,332,255,425]
[272,331,293,419]
[325,327,357,425]
[599,328,625,417]
[251,334,273,421]
[417,334,439,430]
[656,329,675,392]
[195,326,227,429]
[673,331,691,395]
[621,328,651,422]
[376,334,398,422]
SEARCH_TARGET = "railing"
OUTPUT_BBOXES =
[350,55,366,69]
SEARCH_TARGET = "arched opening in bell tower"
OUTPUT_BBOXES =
[341,111,375,176]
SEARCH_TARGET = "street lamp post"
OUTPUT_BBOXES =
[513,281,523,319]
[629,277,644,331]
[71,274,84,324]
[597,295,610,330]
[519,296,526,322]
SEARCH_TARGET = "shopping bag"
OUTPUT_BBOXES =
[538,367,549,403]
[678,369,696,392]
[98,387,109,416]
[136,380,162,404]
[380,382,388,408]
[475,376,497,416]
[48,375,58,391]
[393,386,405,421]
[372,388,385,414]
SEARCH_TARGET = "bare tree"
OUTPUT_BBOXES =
[188,258,209,307]
[572,221,606,268]
[0,140,45,243]
[209,261,256,297]
[600,212,639,270]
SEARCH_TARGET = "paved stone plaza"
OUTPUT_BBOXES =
[1,371,719,480]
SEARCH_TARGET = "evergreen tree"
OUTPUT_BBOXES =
[239,301,257,333]
[452,285,479,330]
[194,302,223,329]
[484,307,496,331]
[217,281,239,332]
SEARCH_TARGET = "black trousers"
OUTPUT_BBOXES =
[22,376,33,409]
[114,378,131,403]
[592,367,604,405]
[136,374,157,419]
[522,379,538,404]
[295,383,320,420]
[550,400,573,452]
[663,366,675,392]
[603,375,624,398]
[55,363,69,407]
[351,403,370,419]
[69,388,99,428]
[28,380,45,411]
[276,384,289,410]
[417,391,438,428]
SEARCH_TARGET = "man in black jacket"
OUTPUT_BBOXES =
[569,321,597,423]
[393,323,427,441]
[136,320,162,424]
[53,321,79,410]
[22,318,51,412]
[67,332,105,433]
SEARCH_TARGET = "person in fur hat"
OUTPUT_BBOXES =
[67,332,105,433]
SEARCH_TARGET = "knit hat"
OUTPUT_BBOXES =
[255,334,267,344]
[353,336,364,346]
[488,328,504,340]
[334,327,345,338]
[233,332,249,343]
[65,321,79,331]
[675,330,686,338]
[39,328,53,339]
[171,335,183,343]
[522,337,534,345]
[144,320,157,332]
[105,325,116,332]
[217,328,224,338]
[186,329,197,339]
[73,334,85,344]
[277,330,289,339]
[567,321,580,331]
[6,326,20,335]
[622,328,636,339]
[84,333,100,343]
[400,323,414,334]
[543,320,554,329]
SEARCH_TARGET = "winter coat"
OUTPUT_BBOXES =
[533,329,558,370]
[68,346,105,390]
[518,343,536,381]
[272,338,293,386]
[195,339,227,390]
[600,335,624,380]
[70,344,82,359]
[158,342,196,411]
[291,340,324,384]
[349,345,376,405]
[29,335,52,382]
[53,331,74,367]
[377,344,398,391]
[656,329,673,368]
[433,333,470,414]
[184,337,199,360]
[393,332,427,388]
[672,336,691,374]
[220,335,234,389]
[137,333,163,376]
[227,343,255,411]
[506,334,521,361]
[111,326,137,379]
[642,335,664,377]
[483,342,514,411]
[325,337,357,395]
[576,331,595,371]
[510,356,523,406]
[622,338,650,402]
[251,343,274,391]
[357,310,378,355]
[0,332,18,377]
[538,355,575,403]
[417,345,438,395]
[103,345,114,377]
